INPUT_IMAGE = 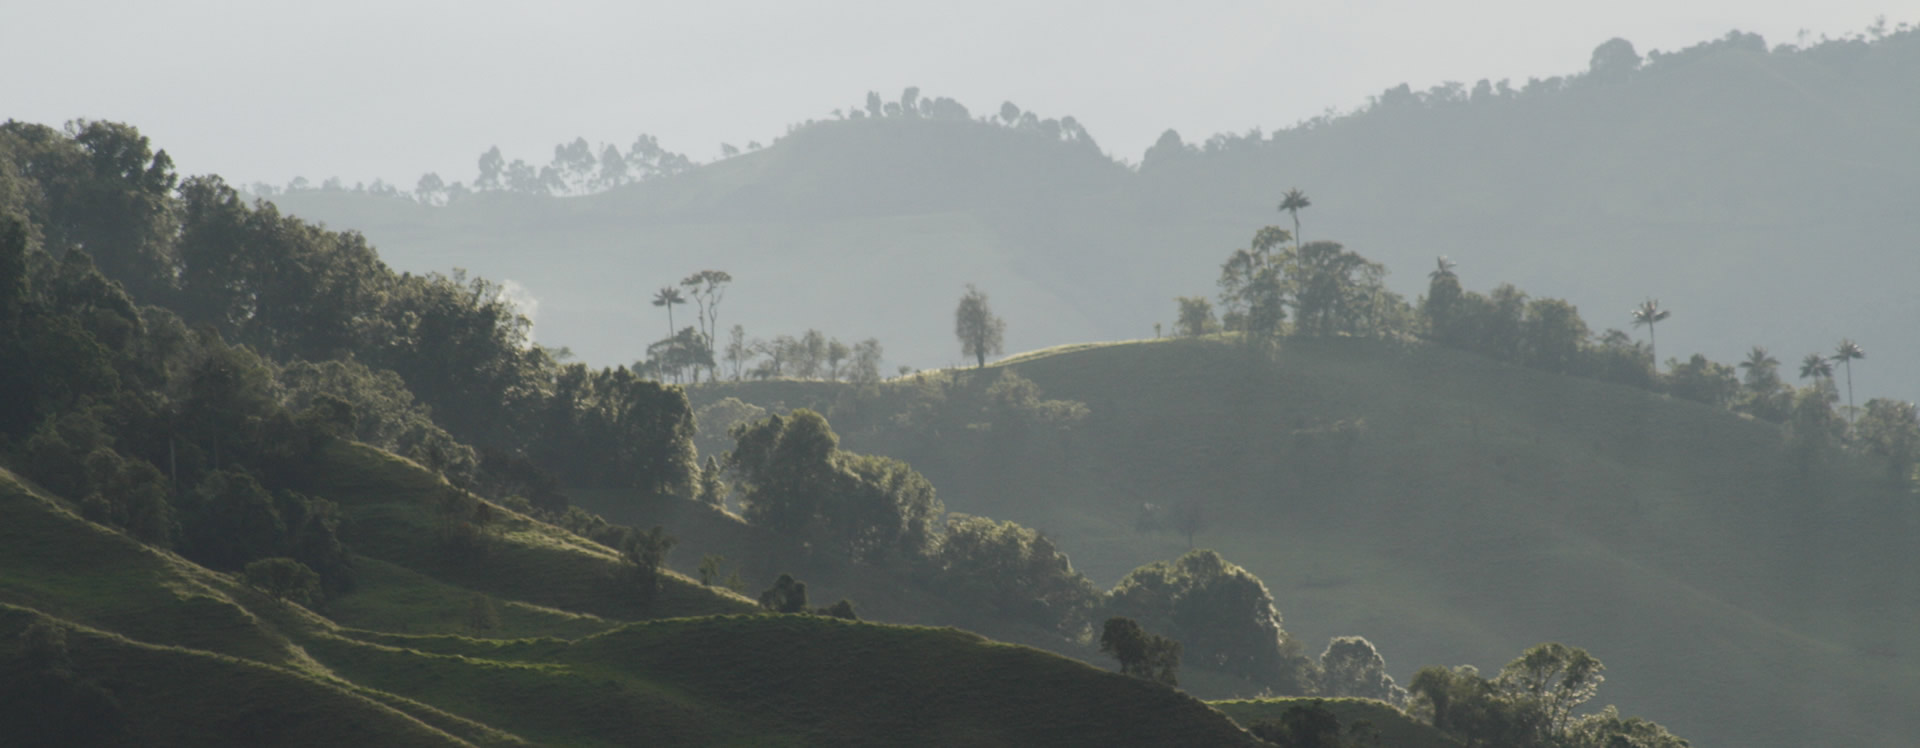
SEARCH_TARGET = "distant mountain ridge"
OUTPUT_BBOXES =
[271,27,1920,406]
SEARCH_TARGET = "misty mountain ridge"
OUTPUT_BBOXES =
[269,26,1920,409]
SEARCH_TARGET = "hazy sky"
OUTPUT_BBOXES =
[3,1,1906,188]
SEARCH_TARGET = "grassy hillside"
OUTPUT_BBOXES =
[690,335,1920,748]
[313,615,1263,747]
[1211,697,1458,748]
[1,441,1267,746]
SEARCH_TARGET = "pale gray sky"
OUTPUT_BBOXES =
[3,1,1906,187]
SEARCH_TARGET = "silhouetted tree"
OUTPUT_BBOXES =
[651,286,685,349]
[1319,636,1408,704]
[1629,299,1670,366]
[759,573,809,613]
[955,284,1006,368]
[1175,296,1218,336]
[1100,616,1181,686]
[1799,352,1834,382]
[1831,338,1865,423]
[1279,189,1311,249]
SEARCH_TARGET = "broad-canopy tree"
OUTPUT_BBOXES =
[1287,241,1390,338]
[1106,549,1311,692]
[929,514,1101,633]
[1318,636,1407,705]
[726,409,943,562]
[1174,295,1217,336]
[954,284,1005,368]
[1216,226,1291,337]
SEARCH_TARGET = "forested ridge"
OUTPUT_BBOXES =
[271,24,1920,412]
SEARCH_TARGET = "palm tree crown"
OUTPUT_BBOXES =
[1429,256,1457,282]
[1629,299,1671,365]
[1738,346,1779,390]
[651,286,686,339]
[1279,188,1311,249]
[1799,352,1833,380]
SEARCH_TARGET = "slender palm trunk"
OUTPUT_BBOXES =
[1844,359,1855,424]
[1292,213,1302,250]
[1648,323,1657,370]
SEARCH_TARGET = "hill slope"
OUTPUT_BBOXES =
[0,444,1264,746]
[271,28,1920,403]
[690,335,1920,748]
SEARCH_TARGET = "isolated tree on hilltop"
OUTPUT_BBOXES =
[1629,299,1670,366]
[1279,188,1312,249]
[1831,338,1865,423]
[955,284,1006,368]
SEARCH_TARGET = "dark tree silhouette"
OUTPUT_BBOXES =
[955,284,1006,368]
[1630,299,1670,366]
[1799,352,1834,381]
[651,286,685,342]
[1279,188,1311,249]
[1831,338,1865,423]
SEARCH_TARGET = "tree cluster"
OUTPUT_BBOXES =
[1105,549,1314,693]
[1,120,715,601]
[1408,642,1686,748]
[250,132,697,204]
[1100,616,1181,687]
[1212,220,1407,342]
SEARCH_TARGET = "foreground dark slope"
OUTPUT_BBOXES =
[693,336,1920,748]
[0,445,1262,746]
[273,28,1920,402]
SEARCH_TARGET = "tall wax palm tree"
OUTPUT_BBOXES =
[1737,346,1780,391]
[651,286,685,341]
[1798,352,1833,381]
[1831,338,1865,423]
[1630,299,1671,367]
[1279,188,1311,250]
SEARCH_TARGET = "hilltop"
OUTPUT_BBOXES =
[687,334,1920,748]
[271,27,1920,403]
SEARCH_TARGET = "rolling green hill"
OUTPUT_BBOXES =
[0,440,1267,746]
[688,334,1920,748]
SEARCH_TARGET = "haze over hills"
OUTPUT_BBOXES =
[686,334,1920,748]
[272,27,1920,403]
[6,19,1916,748]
